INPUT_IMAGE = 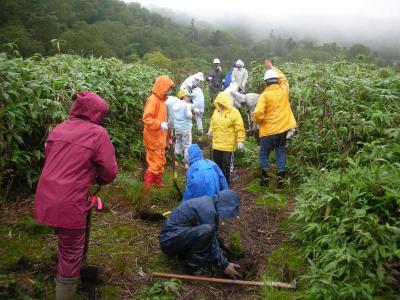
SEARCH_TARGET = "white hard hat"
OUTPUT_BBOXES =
[194,72,204,81]
[264,69,278,81]
[236,59,244,67]
[213,58,221,64]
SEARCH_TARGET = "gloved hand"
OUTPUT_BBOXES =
[161,122,168,131]
[207,131,213,137]
[286,128,296,139]
[193,108,200,114]
[88,195,103,210]
[237,142,244,151]
[208,76,213,81]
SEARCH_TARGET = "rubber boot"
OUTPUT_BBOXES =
[144,171,155,186]
[259,169,269,187]
[277,171,286,190]
[154,173,164,188]
[55,276,79,300]
[183,253,211,277]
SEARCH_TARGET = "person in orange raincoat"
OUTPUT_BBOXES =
[142,75,175,187]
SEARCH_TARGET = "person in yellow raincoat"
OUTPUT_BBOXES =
[142,75,175,187]
[253,59,297,189]
[207,92,246,184]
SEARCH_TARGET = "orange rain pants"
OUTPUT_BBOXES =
[146,148,166,175]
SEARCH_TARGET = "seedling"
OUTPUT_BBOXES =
[228,231,245,260]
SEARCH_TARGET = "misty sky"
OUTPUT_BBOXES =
[126,0,400,46]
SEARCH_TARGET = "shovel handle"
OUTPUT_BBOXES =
[152,272,296,289]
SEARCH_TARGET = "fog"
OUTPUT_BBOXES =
[125,0,400,48]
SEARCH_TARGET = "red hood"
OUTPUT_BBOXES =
[69,91,109,124]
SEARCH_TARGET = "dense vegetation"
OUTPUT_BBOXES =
[247,60,400,299]
[0,53,165,198]
[1,50,399,298]
[1,0,399,72]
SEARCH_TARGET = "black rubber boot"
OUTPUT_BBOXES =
[277,171,286,190]
[183,252,211,277]
[259,169,269,187]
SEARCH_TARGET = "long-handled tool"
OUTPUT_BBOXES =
[168,129,183,199]
[153,272,296,289]
[81,185,102,282]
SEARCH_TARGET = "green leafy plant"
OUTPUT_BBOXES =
[247,59,400,298]
[138,279,181,300]
[228,231,245,260]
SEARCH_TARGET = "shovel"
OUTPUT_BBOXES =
[81,185,102,283]
[168,129,183,199]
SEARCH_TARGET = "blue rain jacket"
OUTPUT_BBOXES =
[183,144,228,201]
[159,190,240,269]
[223,71,232,90]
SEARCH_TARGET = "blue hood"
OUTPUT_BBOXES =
[215,190,240,219]
[188,144,204,165]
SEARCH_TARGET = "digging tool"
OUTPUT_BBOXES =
[139,211,165,221]
[81,185,102,283]
[168,129,183,199]
[153,272,297,289]
[138,210,171,221]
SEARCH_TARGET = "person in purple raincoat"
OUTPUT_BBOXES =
[34,91,118,300]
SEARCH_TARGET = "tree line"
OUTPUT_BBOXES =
[1,0,399,74]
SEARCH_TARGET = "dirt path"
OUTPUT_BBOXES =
[0,166,294,300]
[173,167,293,300]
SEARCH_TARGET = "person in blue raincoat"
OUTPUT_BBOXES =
[182,144,228,201]
[159,190,241,278]
[223,63,236,90]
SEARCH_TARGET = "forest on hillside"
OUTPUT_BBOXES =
[1,0,400,74]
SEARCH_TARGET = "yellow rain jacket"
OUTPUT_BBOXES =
[253,68,297,137]
[209,92,246,152]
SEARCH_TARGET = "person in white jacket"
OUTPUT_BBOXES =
[231,59,248,93]
[190,85,205,135]
[180,72,204,93]
[180,72,205,135]
[166,96,180,130]
[174,90,197,167]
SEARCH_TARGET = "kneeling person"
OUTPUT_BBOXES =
[159,190,241,278]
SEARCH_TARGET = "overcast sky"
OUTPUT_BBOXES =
[125,0,400,46]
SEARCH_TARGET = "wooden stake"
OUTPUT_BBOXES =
[152,272,296,290]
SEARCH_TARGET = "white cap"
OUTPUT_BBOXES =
[213,58,221,64]
[235,59,244,67]
[193,72,204,81]
[264,69,278,80]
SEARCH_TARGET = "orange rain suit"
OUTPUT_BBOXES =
[142,75,175,176]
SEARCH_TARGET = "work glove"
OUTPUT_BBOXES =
[160,122,168,131]
[207,131,213,137]
[193,108,200,115]
[286,128,296,139]
[237,142,244,151]
[88,195,103,211]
